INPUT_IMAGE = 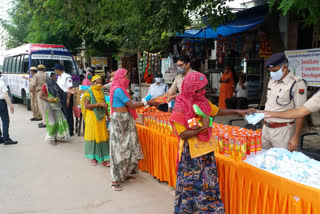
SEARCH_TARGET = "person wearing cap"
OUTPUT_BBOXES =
[262,52,307,152]
[23,67,42,121]
[263,90,320,119]
[145,73,168,99]
[0,78,18,145]
[54,63,74,136]
[31,64,47,128]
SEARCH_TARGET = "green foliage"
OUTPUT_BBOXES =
[270,0,320,28]
[2,0,232,53]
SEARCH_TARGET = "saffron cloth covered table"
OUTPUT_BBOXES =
[136,124,320,214]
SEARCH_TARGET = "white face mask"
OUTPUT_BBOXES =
[155,78,162,83]
[270,66,284,81]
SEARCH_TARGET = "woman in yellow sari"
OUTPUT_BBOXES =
[81,75,110,166]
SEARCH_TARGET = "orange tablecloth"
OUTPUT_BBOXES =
[136,124,320,214]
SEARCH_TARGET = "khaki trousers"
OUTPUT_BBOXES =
[262,123,296,150]
[30,92,41,119]
[36,90,46,123]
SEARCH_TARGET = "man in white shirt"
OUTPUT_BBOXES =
[225,74,248,109]
[54,63,74,136]
[146,73,168,99]
[0,79,18,145]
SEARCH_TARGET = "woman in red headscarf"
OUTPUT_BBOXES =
[171,72,253,213]
[218,66,235,109]
[109,68,158,191]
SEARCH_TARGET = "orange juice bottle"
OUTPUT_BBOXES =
[218,134,224,154]
[255,130,262,154]
[223,134,229,157]
[229,137,235,159]
[240,137,247,160]
[235,138,241,160]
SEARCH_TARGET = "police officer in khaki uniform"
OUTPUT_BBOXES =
[262,52,307,151]
[31,64,47,128]
[263,91,320,119]
[23,67,42,121]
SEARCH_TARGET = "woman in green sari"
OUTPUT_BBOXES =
[40,73,70,145]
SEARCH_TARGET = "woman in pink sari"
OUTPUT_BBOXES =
[82,72,93,86]
[171,72,254,213]
[109,68,157,191]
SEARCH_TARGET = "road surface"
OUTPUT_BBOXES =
[0,104,175,214]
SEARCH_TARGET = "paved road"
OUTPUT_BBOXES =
[0,104,175,214]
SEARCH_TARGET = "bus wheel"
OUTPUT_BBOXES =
[22,90,31,111]
[8,87,19,104]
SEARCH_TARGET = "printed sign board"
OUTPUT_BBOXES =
[285,48,320,87]
[91,57,108,67]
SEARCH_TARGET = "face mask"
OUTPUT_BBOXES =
[197,89,206,97]
[270,66,284,81]
[176,67,185,75]
[123,78,130,88]
[155,78,162,83]
[87,75,92,79]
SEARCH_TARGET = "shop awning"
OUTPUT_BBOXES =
[177,3,268,39]
[177,16,264,39]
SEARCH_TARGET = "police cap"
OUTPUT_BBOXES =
[37,64,46,70]
[265,52,287,68]
[54,63,64,71]
[155,72,163,78]
[30,67,37,71]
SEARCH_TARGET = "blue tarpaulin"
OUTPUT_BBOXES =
[177,4,268,39]
[177,16,264,39]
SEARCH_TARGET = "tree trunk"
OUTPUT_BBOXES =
[259,4,284,108]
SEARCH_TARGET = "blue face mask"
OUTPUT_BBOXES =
[270,66,284,81]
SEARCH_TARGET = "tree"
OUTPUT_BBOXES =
[1,0,232,53]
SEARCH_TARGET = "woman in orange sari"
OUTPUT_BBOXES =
[218,66,235,109]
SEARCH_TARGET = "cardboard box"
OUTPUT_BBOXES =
[73,88,86,107]
[135,113,144,125]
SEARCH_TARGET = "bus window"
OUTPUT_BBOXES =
[23,55,29,74]
[7,57,12,73]
[16,56,22,74]
[3,58,8,73]
[12,57,17,73]
[30,59,77,75]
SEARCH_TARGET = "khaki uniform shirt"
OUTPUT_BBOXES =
[265,72,307,123]
[31,71,47,91]
[304,91,320,113]
[168,69,197,94]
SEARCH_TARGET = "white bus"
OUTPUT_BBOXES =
[2,44,79,110]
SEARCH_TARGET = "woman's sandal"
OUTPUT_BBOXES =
[126,176,136,182]
[111,183,122,191]
[103,162,110,167]
[91,160,98,166]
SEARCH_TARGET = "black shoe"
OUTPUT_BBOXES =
[38,124,46,128]
[4,139,18,145]
[70,132,74,137]
[30,118,36,121]
[38,122,43,126]
[35,118,42,121]
[0,138,3,144]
